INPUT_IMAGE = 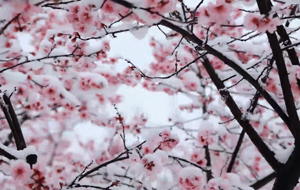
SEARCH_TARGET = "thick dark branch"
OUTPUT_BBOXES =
[158,19,291,135]
[256,0,300,139]
[251,172,276,189]
[266,32,300,138]
[0,95,36,167]
[110,0,287,172]
[41,0,81,7]
[115,0,291,136]
[2,94,26,150]
[255,1,300,190]
[276,9,300,110]
[201,57,282,171]
[227,91,260,172]
[111,0,134,8]
[272,145,300,190]
[0,146,17,160]
[227,130,245,173]
[3,132,13,146]
[277,25,300,66]
[0,100,23,150]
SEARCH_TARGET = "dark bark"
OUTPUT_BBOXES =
[0,147,17,160]
[256,0,300,189]
[201,57,282,171]
[277,26,300,66]
[272,146,300,190]
[2,94,26,150]
[227,92,260,173]
[89,0,300,188]
[251,172,276,189]
[266,32,300,138]
[110,0,292,137]
[0,95,37,167]
[227,130,245,173]
[158,19,292,135]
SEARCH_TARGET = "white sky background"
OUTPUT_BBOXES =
[72,1,212,145]
[73,27,200,146]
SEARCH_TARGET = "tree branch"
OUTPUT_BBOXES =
[2,94,26,150]
[158,19,292,136]
[109,0,291,137]
[227,91,260,173]
[201,56,282,171]
[265,31,300,139]
[251,172,276,189]
[0,146,17,160]
[255,0,300,189]
[227,130,245,173]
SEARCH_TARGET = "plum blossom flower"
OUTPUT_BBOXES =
[207,0,233,23]
[190,150,207,167]
[141,153,163,181]
[178,167,204,190]
[197,121,216,146]
[159,129,179,151]
[10,160,33,183]
[244,14,281,33]
[198,0,232,25]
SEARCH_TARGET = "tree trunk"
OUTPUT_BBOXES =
[272,146,300,190]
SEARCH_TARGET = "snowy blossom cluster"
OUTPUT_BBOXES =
[0,0,299,190]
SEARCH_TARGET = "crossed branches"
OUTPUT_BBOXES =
[1,0,300,189]
[108,0,300,189]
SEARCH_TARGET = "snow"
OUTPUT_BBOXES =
[2,70,27,83]
[26,60,44,70]
[132,9,163,25]
[274,144,295,164]
[31,74,81,105]
[0,143,37,161]
[241,99,251,120]
[1,1,296,189]
[153,77,183,89]
[280,0,300,5]
[130,25,149,40]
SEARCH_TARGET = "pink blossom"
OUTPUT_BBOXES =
[78,7,94,25]
[207,0,233,23]
[159,129,179,151]
[197,122,216,146]
[244,14,281,33]
[108,136,124,156]
[178,167,204,190]
[190,150,207,167]
[102,1,115,14]
[141,153,163,181]
[10,160,33,183]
